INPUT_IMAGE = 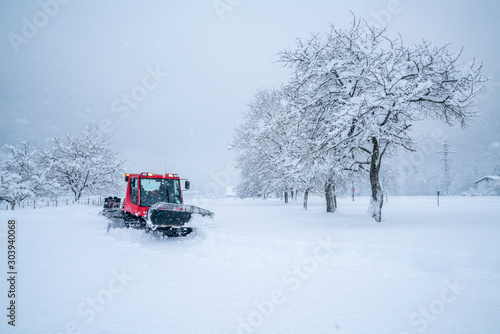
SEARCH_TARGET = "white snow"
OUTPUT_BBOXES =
[1,196,499,334]
[474,175,500,183]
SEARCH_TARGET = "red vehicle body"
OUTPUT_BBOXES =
[103,172,212,237]
[123,172,187,217]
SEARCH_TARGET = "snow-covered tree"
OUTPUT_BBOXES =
[38,124,125,201]
[0,142,48,209]
[281,80,355,212]
[232,86,352,212]
[232,88,294,199]
[279,17,486,222]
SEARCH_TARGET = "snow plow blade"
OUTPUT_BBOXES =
[147,202,214,227]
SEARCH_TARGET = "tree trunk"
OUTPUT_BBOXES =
[303,189,309,210]
[75,188,83,202]
[369,137,384,222]
[325,180,337,213]
[284,191,289,204]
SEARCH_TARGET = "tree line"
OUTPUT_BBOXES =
[231,17,486,222]
[0,124,124,209]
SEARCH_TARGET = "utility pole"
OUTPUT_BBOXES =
[436,141,455,196]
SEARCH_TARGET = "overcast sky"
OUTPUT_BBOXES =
[1,0,499,193]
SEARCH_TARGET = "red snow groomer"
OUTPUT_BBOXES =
[102,172,213,236]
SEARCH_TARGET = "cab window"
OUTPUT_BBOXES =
[129,178,138,205]
[139,178,182,207]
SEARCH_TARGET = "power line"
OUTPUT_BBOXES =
[436,141,455,196]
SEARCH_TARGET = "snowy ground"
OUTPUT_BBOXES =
[1,196,499,334]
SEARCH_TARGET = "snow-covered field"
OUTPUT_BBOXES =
[1,196,499,334]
